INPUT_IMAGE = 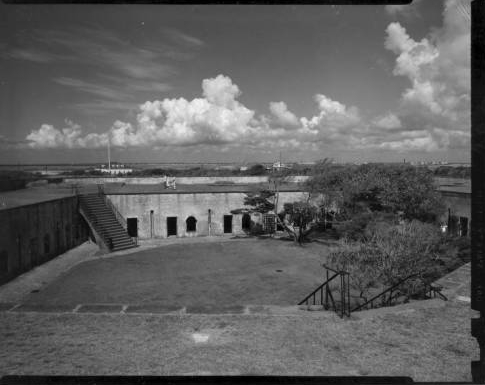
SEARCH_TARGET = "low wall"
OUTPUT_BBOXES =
[64,175,311,185]
[0,196,89,285]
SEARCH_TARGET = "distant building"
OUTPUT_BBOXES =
[270,161,292,171]
[95,163,133,175]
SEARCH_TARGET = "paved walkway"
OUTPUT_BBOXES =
[433,262,471,303]
[0,303,338,316]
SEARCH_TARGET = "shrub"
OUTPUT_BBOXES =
[327,220,449,304]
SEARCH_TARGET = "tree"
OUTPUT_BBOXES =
[327,240,381,304]
[307,163,445,223]
[231,189,275,215]
[282,201,318,244]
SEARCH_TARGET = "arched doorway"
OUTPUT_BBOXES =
[242,213,251,232]
[186,216,197,233]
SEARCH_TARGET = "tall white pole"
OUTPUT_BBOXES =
[107,136,111,172]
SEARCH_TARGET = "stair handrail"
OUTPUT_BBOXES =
[298,272,340,306]
[424,283,448,301]
[298,265,351,318]
[102,194,127,231]
[351,273,420,312]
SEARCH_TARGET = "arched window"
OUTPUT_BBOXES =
[186,216,197,232]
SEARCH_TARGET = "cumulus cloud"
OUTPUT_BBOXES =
[372,113,402,130]
[300,94,361,136]
[26,120,107,149]
[380,0,471,152]
[26,75,361,151]
[25,1,470,156]
[269,101,299,127]
[26,76,273,149]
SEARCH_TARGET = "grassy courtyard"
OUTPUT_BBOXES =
[0,238,478,381]
[23,239,330,307]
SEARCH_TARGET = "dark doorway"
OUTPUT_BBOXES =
[448,214,459,236]
[223,215,233,234]
[186,216,197,232]
[242,214,251,232]
[167,217,177,237]
[127,218,138,237]
[150,210,154,238]
[0,251,7,274]
[459,216,468,237]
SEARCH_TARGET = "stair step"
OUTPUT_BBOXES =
[113,242,135,248]
[112,245,136,252]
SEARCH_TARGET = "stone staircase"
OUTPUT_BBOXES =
[78,193,136,252]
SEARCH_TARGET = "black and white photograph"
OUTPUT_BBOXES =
[0,0,482,382]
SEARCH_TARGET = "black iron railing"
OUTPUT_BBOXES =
[102,194,127,231]
[298,265,351,318]
[351,273,419,312]
[352,274,448,312]
[424,283,448,301]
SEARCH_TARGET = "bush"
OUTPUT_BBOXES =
[335,211,398,241]
[327,220,450,304]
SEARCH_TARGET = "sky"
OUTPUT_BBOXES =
[0,1,471,164]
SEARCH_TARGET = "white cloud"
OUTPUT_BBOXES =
[269,101,299,127]
[26,120,107,149]
[381,0,471,152]
[26,75,361,151]
[300,94,361,136]
[25,0,470,157]
[372,113,402,130]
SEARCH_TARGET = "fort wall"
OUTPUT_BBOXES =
[0,196,89,284]
[107,191,307,239]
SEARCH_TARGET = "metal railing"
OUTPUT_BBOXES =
[298,265,351,318]
[352,274,448,312]
[424,283,448,301]
[352,274,419,312]
[102,194,127,231]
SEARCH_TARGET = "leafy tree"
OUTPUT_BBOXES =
[327,240,380,303]
[239,189,275,214]
[282,201,318,244]
[327,220,445,306]
[307,162,445,223]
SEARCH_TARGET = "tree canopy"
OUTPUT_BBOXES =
[307,163,445,223]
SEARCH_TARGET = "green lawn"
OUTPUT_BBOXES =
[24,239,330,306]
